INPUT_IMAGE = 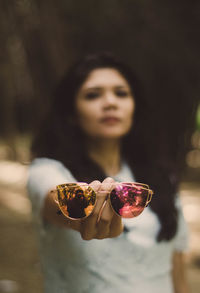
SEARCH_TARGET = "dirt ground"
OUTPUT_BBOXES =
[0,160,199,293]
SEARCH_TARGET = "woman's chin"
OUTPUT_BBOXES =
[93,130,129,140]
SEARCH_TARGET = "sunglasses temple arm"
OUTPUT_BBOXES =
[146,190,153,206]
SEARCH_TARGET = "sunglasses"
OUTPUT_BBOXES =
[55,182,154,220]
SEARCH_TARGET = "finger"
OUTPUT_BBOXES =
[109,214,124,237]
[94,178,114,213]
[50,189,59,203]
[89,180,104,219]
[81,196,106,240]
[102,177,115,183]
[94,178,116,238]
[80,180,102,240]
[80,179,115,240]
[89,180,101,193]
[95,200,112,239]
[96,180,123,239]
[99,196,114,222]
[80,210,100,240]
[96,177,115,222]
[67,218,82,232]
[101,177,115,190]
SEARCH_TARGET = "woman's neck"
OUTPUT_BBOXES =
[87,138,121,176]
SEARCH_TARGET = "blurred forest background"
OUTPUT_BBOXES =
[0,1,200,293]
[0,0,200,174]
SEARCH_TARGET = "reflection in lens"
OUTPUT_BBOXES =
[57,184,96,219]
[110,184,149,218]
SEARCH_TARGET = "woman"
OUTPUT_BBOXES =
[27,52,189,293]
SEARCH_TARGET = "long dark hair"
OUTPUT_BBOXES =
[32,52,178,242]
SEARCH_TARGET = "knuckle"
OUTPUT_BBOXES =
[92,210,100,217]
[80,231,93,241]
[103,177,115,183]
[89,180,101,192]
[99,218,110,225]
[90,180,101,186]
[96,226,109,239]
[96,234,106,240]
[93,180,101,184]
[109,225,124,238]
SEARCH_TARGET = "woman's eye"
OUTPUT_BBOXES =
[85,92,100,100]
[115,90,129,97]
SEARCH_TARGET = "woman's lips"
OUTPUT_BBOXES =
[100,117,121,124]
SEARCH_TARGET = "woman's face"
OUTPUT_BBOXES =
[75,68,135,140]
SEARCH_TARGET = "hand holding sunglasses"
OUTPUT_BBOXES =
[52,177,154,240]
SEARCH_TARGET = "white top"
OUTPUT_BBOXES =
[27,158,189,293]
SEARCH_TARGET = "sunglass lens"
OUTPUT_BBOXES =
[110,184,149,218]
[57,184,96,219]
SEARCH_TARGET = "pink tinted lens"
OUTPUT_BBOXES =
[110,184,149,218]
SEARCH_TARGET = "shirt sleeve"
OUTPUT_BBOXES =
[173,195,189,252]
[27,158,76,225]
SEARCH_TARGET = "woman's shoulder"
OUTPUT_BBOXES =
[30,157,65,168]
[29,157,75,175]
[28,157,76,185]
[27,157,76,197]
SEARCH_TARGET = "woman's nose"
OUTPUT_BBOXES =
[103,91,117,108]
